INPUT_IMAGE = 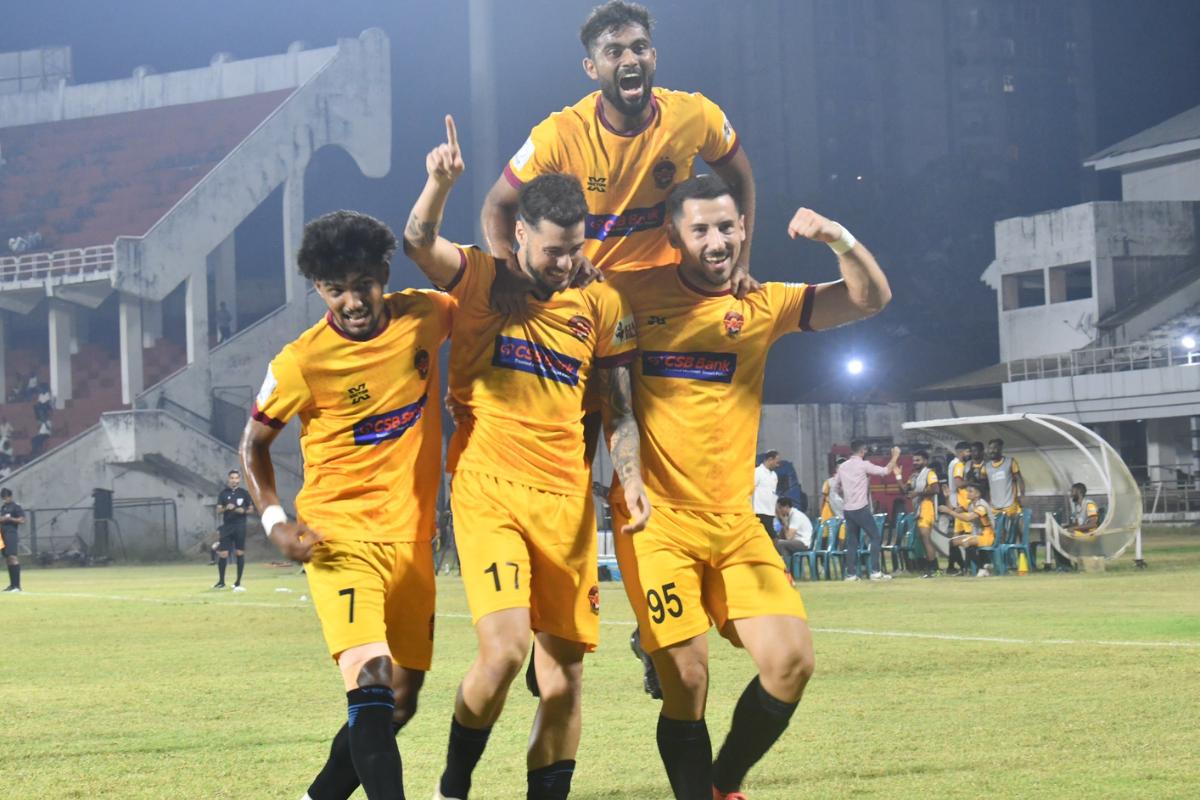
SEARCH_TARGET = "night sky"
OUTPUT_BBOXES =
[2,0,1198,402]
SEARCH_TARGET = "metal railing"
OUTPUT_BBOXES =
[1142,481,1199,515]
[1007,340,1200,382]
[0,244,115,284]
[26,497,178,562]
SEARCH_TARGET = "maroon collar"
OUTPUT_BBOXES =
[325,309,391,341]
[676,265,732,297]
[595,93,659,137]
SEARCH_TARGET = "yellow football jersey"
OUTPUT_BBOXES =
[953,460,968,508]
[444,245,637,496]
[607,267,813,512]
[504,88,739,274]
[252,291,452,543]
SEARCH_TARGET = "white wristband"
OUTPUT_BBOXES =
[260,505,287,537]
[828,225,857,255]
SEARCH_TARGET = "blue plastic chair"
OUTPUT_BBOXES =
[881,511,907,573]
[789,521,823,581]
[976,513,1007,574]
[999,508,1034,573]
[855,512,890,574]
[817,518,846,579]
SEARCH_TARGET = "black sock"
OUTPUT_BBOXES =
[712,676,799,794]
[346,686,404,800]
[656,715,712,800]
[930,557,940,571]
[307,721,404,800]
[235,555,245,584]
[527,759,575,800]
[439,716,492,799]
[217,557,227,584]
[8,563,19,589]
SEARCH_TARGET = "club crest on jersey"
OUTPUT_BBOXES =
[567,315,593,342]
[492,335,582,386]
[353,394,427,445]
[588,585,600,615]
[642,351,738,383]
[653,159,676,189]
[414,348,430,379]
[723,311,745,339]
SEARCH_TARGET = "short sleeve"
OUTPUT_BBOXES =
[1011,457,1021,474]
[696,93,740,166]
[417,288,456,341]
[503,115,564,188]
[1086,501,1099,518]
[928,471,939,487]
[252,347,311,429]
[442,245,496,305]
[765,282,816,342]
[592,284,638,368]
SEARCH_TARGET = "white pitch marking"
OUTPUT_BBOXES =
[20,590,1200,649]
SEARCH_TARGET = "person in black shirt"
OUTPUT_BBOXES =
[214,469,254,590]
[1,488,25,592]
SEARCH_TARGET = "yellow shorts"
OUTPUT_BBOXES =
[305,539,436,668]
[452,470,599,649]
[916,501,935,528]
[954,518,972,534]
[613,502,807,653]
[995,504,1022,518]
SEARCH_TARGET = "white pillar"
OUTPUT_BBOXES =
[0,311,7,401]
[142,298,163,349]
[185,266,209,365]
[72,312,89,356]
[211,232,237,337]
[282,168,305,304]
[119,293,144,406]
[48,300,73,408]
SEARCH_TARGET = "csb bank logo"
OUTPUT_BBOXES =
[642,351,738,384]
[353,394,427,445]
[492,335,582,386]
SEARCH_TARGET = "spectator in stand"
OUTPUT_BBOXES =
[773,498,813,566]
[22,373,38,401]
[216,302,233,343]
[1,487,24,592]
[1068,482,1100,536]
[0,417,12,444]
[832,441,901,581]
[941,481,995,577]
[34,384,53,424]
[31,419,51,457]
[753,449,781,537]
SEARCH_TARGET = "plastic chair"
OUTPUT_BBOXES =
[1000,508,1035,574]
[976,513,1007,574]
[789,523,823,581]
[853,513,889,574]
[816,517,846,580]
[880,511,907,573]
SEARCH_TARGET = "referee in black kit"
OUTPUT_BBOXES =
[214,469,253,591]
[1,488,25,593]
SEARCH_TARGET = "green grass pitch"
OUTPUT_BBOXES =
[2,529,1198,799]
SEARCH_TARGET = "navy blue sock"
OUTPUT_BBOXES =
[307,720,404,800]
[235,554,244,584]
[656,716,711,800]
[216,557,226,584]
[347,686,404,799]
[439,716,492,799]
[527,759,575,800]
[712,677,798,794]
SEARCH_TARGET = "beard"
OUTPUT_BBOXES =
[599,69,654,118]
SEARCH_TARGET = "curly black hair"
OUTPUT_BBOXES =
[517,174,588,230]
[296,210,397,282]
[580,1,653,54]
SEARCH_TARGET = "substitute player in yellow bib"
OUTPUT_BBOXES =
[482,1,757,299]
[942,482,997,578]
[906,450,941,578]
[608,175,893,800]
[404,116,650,800]
[240,211,452,800]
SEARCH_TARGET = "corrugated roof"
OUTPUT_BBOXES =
[1086,103,1200,164]
[0,90,292,253]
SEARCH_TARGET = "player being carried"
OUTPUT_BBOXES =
[606,174,893,799]
[240,211,452,800]
[405,116,650,800]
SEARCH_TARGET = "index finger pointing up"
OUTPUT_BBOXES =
[445,114,459,149]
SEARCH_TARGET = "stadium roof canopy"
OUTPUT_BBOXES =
[902,413,1142,563]
[1085,102,1200,170]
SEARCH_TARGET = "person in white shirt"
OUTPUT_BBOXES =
[773,498,813,565]
[753,450,781,536]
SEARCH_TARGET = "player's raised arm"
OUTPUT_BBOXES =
[403,114,468,289]
[239,419,323,562]
[710,147,759,297]
[598,362,651,534]
[787,208,892,331]
[481,172,520,269]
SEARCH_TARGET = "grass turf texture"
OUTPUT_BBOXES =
[2,528,1198,799]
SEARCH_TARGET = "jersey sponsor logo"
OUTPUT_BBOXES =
[352,394,427,446]
[585,202,666,241]
[723,310,744,339]
[492,335,582,386]
[255,366,278,407]
[614,315,637,345]
[511,136,535,171]
[567,315,593,342]
[415,348,430,379]
[641,350,738,383]
[652,159,676,189]
[347,382,371,405]
[587,176,607,193]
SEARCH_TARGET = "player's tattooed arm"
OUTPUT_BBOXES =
[404,114,469,289]
[600,364,652,534]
